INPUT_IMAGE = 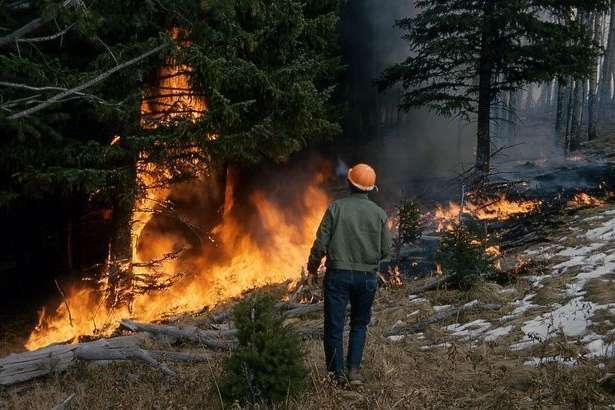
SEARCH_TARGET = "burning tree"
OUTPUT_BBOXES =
[0,1,343,348]
[378,0,608,176]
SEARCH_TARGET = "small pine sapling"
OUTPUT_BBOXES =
[436,223,494,290]
[220,293,306,405]
[393,199,423,257]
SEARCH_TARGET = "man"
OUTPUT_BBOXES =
[307,163,392,385]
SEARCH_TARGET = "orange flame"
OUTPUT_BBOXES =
[433,194,541,232]
[568,192,605,208]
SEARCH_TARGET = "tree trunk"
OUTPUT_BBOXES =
[555,79,566,146]
[569,79,584,151]
[598,3,615,132]
[507,90,518,143]
[589,12,603,141]
[475,0,496,176]
[564,78,575,151]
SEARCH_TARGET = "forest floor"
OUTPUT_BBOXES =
[2,201,615,409]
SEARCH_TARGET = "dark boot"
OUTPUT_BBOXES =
[347,368,364,385]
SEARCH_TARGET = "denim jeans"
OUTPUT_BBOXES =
[323,269,377,377]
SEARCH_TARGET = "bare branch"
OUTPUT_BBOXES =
[7,42,170,120]
[16,24,74,43]
[0,17,43,48]
[0,0,73,48]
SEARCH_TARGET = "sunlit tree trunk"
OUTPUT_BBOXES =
[589,12,602,140]
[598,3,615,132]
[569,79,584,151]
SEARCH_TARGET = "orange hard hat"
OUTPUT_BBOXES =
[347,163,377,192]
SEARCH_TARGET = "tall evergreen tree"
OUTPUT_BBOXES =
[379,0,608,176]
[0,1,342,287]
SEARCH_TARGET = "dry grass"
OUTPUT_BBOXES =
[2,281,615,409]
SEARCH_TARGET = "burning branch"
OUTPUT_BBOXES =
[54,279,73,327]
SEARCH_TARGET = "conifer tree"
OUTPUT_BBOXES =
[221,293,306,405]
[379,0,608,176]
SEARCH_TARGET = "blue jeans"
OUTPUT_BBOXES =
[323,269,377,377]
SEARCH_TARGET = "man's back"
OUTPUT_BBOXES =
[308,192,392,273]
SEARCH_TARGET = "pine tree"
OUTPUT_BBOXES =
[379,0,608,177]
[221,293,306,405]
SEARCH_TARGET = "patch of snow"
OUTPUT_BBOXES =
[463,300,479,309]
[484,325,514,342]
[585,338,615,358]
[433,305,451,312]
[527,275,551,289]
[557,243,603,258]
[511,298,615,350]
[586,217,615,241]
[447,319,492,339]
[523,298,595,338]
[420,342,451,351]
[498,288,516,294]
[502,293,538,322]
[524,356,577,367]
[409,297,427,304]
[408,310,420,317]
[387,335,405,342]
[408,294,419,300]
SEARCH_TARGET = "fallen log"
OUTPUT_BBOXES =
[0,334,176,386]
[120,319,237,350]
[283,303,323,318]
[385,302,502,337]
[411,275,451,295]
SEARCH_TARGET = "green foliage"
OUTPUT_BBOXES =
[378,0,609,120]
[0,0,342,203]
[436,223,494,290]
[187,0,343,164]
[394,199,423,253]
[221,293,306,405]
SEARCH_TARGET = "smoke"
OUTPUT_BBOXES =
[338,0,475,204]
[337,1,572,204]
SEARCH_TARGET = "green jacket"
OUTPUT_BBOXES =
[308,192,392,273]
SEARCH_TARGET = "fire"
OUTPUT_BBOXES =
[433,194,541,232]
[26,170,329,350]
[140,27,206,128]
[25,29,329,350]
[568,192,605,207]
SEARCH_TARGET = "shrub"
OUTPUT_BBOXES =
[436,223,494,290]
[220,293,306,405]
[394,199,423,254]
